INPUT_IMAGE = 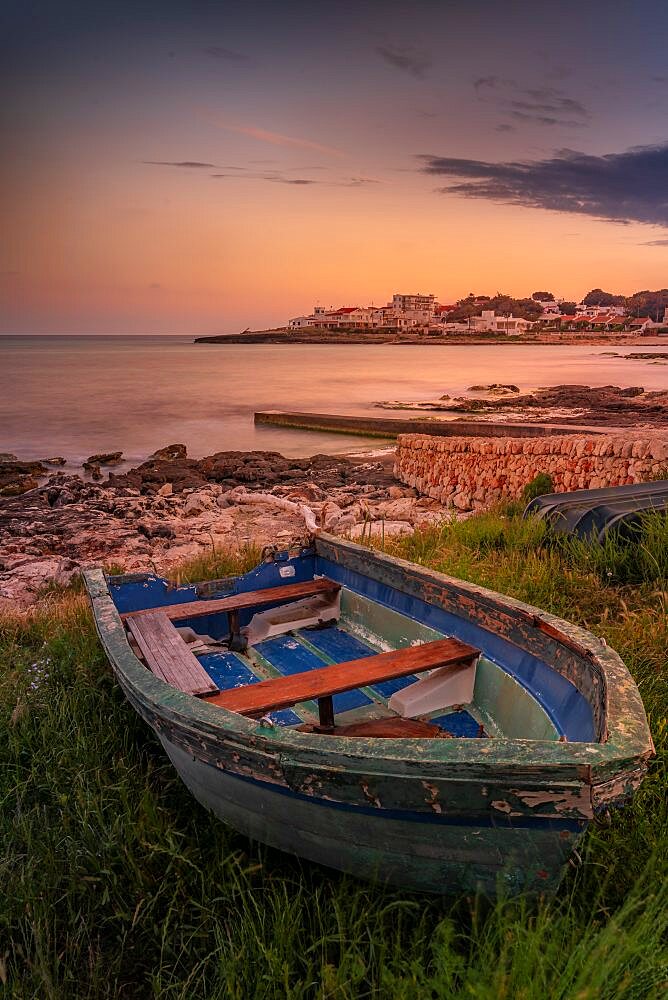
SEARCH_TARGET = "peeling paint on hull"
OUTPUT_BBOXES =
[163,740,583,896]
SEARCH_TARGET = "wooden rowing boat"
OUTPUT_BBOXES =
[84,532,653,896]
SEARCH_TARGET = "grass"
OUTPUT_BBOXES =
[1,516,667,998]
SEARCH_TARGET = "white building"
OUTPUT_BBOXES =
[469,310,533,334]
[392,293,436,315]
[288,292,440,332]
[576,303,626,317]
[539,299,562,316]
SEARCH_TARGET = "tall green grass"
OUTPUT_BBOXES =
[1,519,667,998]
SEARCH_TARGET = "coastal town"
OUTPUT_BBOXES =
[288,290,668,337]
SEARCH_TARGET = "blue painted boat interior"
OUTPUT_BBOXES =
[196,650,301,727]
[198,625,484,736]
[255,635,372,714]
[108,548,596,743]
[315,556,595,743]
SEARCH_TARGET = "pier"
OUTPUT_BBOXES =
[253,410,601,439]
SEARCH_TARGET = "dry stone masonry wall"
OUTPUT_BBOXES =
[394,433,668,511]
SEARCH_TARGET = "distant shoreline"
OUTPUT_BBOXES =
[194,328,668,348]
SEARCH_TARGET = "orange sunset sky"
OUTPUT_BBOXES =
[3,0,668,335]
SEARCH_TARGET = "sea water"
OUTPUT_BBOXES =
[2,335,667,466]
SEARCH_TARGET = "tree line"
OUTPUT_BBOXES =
[445,288,668,323]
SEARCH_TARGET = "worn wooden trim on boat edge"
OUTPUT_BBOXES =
[83,535,653,829]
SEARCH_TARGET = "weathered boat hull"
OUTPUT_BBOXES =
[85,532,653,897]
[163,738,583,895]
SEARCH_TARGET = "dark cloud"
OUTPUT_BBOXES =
[474,78,588,127]
[203,46,248,63]
[495,123,515,132]
[642,238,668,245]
[143,160,217,168]
[419,142,668,227]
[149,282,162,288]
[376,44,431,79]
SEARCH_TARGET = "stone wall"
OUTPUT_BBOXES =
[394,433,668,511]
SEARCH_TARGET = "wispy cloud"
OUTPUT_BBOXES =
[143,160,217,168]
[376,44,431,79]
[642,238,668,246]
[474,77,589,127]
[419,142,668,227]
[212,172,318,185]
[211,167,379,188]
[214,122,344,158]
[474,75,512,94]
[345,176,380,188]
[203,46,248,63]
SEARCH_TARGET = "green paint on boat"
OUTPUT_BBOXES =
[84,531,654,897]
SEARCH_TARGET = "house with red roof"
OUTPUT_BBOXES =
[629,317,654,332]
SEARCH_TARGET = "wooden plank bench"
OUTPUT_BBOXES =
[121,578,341,644]
[205,637,480,727]
[126,611,219,697]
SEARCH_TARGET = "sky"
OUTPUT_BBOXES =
[3,0,668,335]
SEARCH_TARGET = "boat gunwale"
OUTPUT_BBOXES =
[83,532,654,786]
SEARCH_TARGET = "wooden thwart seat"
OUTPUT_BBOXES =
[205,637,480,726]
[126,611,218,697]
[121,578,341,634]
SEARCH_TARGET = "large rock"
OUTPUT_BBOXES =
[85,451,123,466]
[467,383,520,394]
[147,443,188,462]
[182,491,215,516]
[0,556,79,601]
[0,458,48,497]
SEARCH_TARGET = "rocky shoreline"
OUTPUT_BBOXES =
[376,383,668,427]
[3,382,668,607]
[0,445,446,608]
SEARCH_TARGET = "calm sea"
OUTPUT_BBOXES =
[2,336,667,467]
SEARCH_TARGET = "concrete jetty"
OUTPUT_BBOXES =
[254,410,601,439]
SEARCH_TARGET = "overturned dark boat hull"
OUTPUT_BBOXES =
[525,479,668,542]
